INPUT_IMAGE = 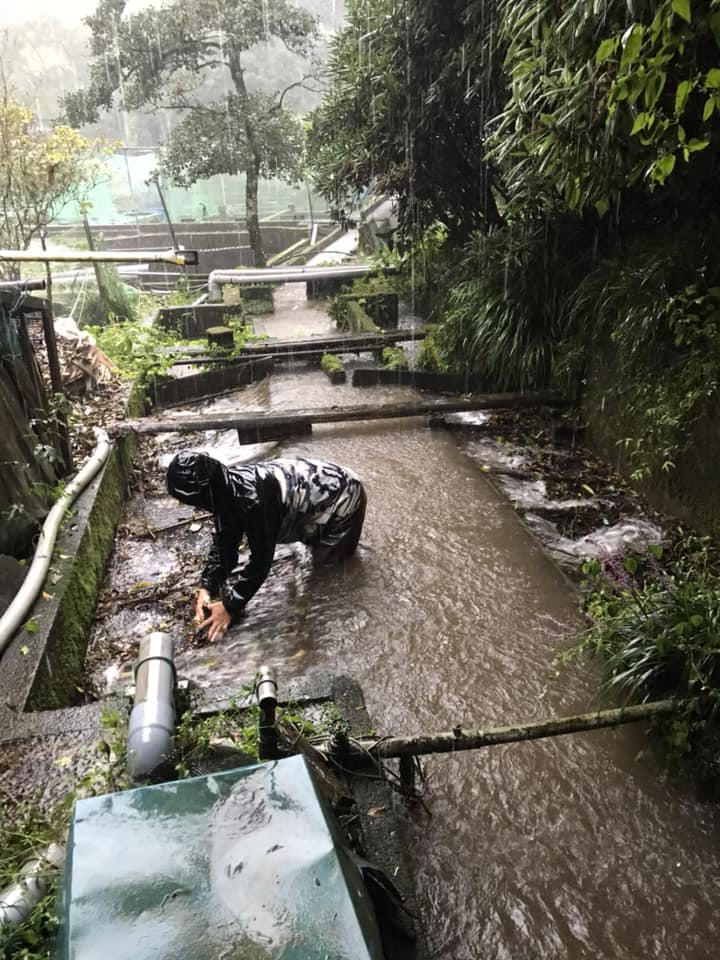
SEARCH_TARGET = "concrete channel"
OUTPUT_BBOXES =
[3,284,720,959]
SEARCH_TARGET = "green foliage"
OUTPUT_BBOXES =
[574,538,720,787]
[0,86,109,279]
[490,0,720,216]
[174,700,260,779]
[436,219,592,389]
[381,346,408,371]
[158,95,306,189]
[309,0,504,234]
[0,708,129,959]
[66,0,318,266]
[559,226,720,479]
[599,0,720,190]
[320,352,343,374]
[416,328,449,374]
[56,265,138,327]
[84,319,176,380]
[0,799,65,960]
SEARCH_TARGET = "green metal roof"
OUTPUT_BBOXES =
[57,755,385,960]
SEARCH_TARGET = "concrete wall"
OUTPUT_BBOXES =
[149,357,273,409]
[48,222,335,274]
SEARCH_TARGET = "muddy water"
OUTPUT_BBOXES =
[118,363,720,960]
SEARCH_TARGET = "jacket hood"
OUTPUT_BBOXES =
[166,451,229,511]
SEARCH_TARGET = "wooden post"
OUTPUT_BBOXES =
[206,326,234,350]
[398,755,416,794]
[82,214,112,310]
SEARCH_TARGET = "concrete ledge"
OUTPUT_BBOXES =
[0,387,145,713]
[156,303,245,338]
[337,292,398,330]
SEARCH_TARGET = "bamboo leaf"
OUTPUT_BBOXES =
[674,79,693,116]
[631,112,650,135]
[620,25,644,70]
[671,0,691,23]
[595,37,619,65]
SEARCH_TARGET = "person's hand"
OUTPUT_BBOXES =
[199,601,232,642]
[194,588,212,624]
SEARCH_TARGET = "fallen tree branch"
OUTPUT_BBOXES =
[317,699,684,762]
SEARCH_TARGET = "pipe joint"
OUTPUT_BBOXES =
[255,665,279,761]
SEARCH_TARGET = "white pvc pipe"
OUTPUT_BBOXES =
[207,264,389,301]
[127,632,176,780]
[0,843,65,927]
[0,428,112,656]
[0,248,196,266]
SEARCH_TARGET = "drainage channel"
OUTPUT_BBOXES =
[87,363,720,960]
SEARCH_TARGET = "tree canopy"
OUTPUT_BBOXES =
[0,82,107,278]
[308,0,506,236]
[65,0,318,265]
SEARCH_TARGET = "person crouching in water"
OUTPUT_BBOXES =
[167,452,367,641]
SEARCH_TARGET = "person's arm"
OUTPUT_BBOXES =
[219,479,284,615]
[200,522,238,597]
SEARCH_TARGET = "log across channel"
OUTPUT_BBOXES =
[113,390,568,443]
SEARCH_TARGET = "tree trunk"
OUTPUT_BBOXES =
[245,160,265,268]
[228,48,266,268]
[116,389,568,437]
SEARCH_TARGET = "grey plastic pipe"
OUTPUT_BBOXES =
[0,843,65,927]
[127,632,176,780]
[207,264,387,301]
[0,428,112,657]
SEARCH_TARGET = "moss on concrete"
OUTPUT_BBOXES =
[381,346,408,371]
[25,383,145,710]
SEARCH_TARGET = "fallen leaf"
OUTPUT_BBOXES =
[42,591,53,601]
[189,522,202,532]
[367,805,386,817]
[20,645,29,655]
[54,756,72,768]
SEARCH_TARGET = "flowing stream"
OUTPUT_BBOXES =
[91,293,720,959]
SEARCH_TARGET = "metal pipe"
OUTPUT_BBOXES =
[0,278,46,291]
[255,665,278,760]
[0,843,65,927]
[127,632,176,779]
[0,429,112,657]
[207,264,393,301]
[0,248,198,266]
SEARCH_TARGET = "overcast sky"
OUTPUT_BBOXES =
[1,0,94,21]
[0,0,152,24]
